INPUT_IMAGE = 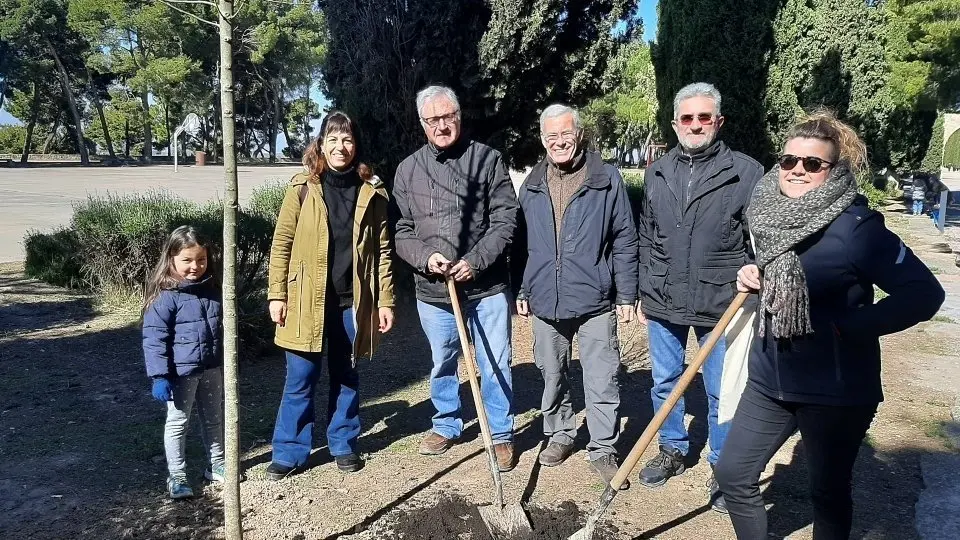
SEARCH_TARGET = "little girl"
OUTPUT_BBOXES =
[142,225,225,499]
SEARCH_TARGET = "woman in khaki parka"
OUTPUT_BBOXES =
[265,111,394,479]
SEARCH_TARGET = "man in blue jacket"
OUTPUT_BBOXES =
[513,103,639,487]
[636,83,763,512]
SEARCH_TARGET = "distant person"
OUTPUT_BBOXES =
[142,225,224,499]
[635,82,763,512]
[911,176,926,216]
[716,111,945,539]
[512,103,638,487]
[392,85,519,471]
[265,111,395,480]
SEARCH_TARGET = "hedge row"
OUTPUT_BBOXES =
[24,183,287,353]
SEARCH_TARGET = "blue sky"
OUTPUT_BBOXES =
[1,1,659,134]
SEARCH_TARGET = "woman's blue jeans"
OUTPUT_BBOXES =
[271,306,358,467]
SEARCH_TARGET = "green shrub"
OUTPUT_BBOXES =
[945,129,960,170]
[27,191,280,355]
[249,181,287,219]
[23,228,85,288]
[858,179,888,210]
[622,170,645,218]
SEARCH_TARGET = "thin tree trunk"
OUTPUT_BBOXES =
[87,67,116,159]
[42,116,61,154]
[165,101,172,157]
[218,0,242,537]
[303,78,311,146]
[271,79,281,163]
[140,90,152,163]
[124,119,130,157]
[21,82,41,164]
[45,39,89,165]
[281,121,293,158]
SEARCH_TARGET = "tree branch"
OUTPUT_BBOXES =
[157,0,218,27]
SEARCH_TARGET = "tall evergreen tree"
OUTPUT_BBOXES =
[321,0,636,174]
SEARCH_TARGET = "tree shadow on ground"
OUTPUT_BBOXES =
[238,297,547,470]
[0,298,97,336]
[755,436,929,540]
[0,267,98,335]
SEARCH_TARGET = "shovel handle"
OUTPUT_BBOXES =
[446,277,505,504]
[609,291,749,490]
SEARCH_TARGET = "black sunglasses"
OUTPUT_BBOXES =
[777,154,834,173]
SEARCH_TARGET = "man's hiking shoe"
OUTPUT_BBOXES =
[591,454,630,490]
[538,441,575,467]
[494,442,516,472]
[265,462,297,481]
[708,468,728,513]
[638,446,686,488]
[167,474,194,499]
[419,431,457,455]
[335,453,363,473]
[204,464,225,483]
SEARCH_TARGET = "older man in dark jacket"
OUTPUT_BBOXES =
[393,85,520,471]
[636,83,763,511]
[513,104,638,487]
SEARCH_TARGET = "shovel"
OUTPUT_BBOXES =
[446,276,533,539]
[569,291,750,540]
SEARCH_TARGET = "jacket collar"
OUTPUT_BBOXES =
[527,150,611,192]
[427,137,469,163]
[656,141,736,205]
[171,274,215,292]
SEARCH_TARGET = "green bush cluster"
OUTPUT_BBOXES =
[24,184,289,353]
[24,228,84,288]
[944,129,960,170]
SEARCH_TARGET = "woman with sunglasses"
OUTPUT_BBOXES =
[714,110,944,540]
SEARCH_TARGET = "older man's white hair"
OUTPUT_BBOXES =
[539,104,581,133]
[673,82,722,119]
[416,85,461,118]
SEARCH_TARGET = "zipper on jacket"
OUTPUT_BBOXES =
[297,260,304,338]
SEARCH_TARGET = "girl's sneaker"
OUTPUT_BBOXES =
[204,464,225,483]
[167,474,194,499]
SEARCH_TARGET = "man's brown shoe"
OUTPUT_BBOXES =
[592,454,630,490]
[419,431,457,455]
[538,441,575,467]
[494,442,516,472]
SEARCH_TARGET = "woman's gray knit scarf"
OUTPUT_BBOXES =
[746,163,858,339]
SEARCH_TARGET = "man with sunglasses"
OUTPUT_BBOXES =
[635,82,763,512]
[512,104,639,487]
[392,85,520,471]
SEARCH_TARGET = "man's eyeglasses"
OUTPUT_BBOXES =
[542,130,579,145]
[421,112,459,127]
[677,113,716,126]
[778,154,834,173]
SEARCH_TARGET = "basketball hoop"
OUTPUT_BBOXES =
[174,113,203,172]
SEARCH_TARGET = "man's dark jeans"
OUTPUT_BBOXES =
[714,383,876,540]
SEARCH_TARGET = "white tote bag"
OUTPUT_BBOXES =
[719,232,758,424]
[719,305,755,424]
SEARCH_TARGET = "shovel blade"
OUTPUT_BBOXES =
[478,503,532,539]
[567,523,594,540]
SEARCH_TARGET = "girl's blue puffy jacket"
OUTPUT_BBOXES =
[143,276,223,378]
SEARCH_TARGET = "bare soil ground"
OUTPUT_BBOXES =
[1,205,957,540]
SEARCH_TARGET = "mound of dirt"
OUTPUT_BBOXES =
[376,495,619,539]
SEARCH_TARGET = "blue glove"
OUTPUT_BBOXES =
[152,378,173,402]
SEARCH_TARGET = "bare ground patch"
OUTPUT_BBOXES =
[1,247,957,539]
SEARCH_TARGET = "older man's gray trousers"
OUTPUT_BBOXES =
[531,311,621,460]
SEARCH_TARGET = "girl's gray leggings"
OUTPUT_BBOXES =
[164,367,225,476]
